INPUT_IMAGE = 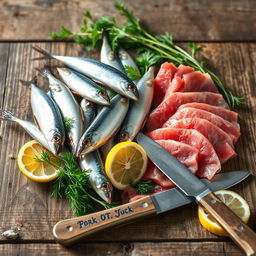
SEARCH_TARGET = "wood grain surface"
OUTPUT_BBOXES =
[0,242,245,256]
[0,0,255,41]
[0,42,255,256]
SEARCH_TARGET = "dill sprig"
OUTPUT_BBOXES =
[63,117,75,132]
[133,180,154,195]
[50,1,242,108]
[35,151,117,216]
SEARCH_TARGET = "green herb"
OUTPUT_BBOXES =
[124,65,141,80]
[133,180,154,195]
[50,1,242,108]
[63,117,75,132]
[187,42,204,58]
[35,151,117,216]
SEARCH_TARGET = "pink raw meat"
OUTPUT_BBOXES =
[147,128,221,179]
[168,107,240,143]
[147,92,229,131]
[178,103,239,127]
[174,64,194,78]
[164,71,218,96]
[153,62,177,106]
[163,118,236,164]
[143,140,199,187]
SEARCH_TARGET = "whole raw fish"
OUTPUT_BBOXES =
[79,98,113,203]
[79,151,113,203]
[39,68,85,155]
[118,67,154,141]
[20,77,65,155]
[57,67,110,106]
[0,110,54,153]
[76,95,129,156]
[80,99,96,130]
[32,46,139,101]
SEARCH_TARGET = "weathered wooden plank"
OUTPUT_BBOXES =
[0,0,255,41]
[0,42,255,244]
[0,242,244,256]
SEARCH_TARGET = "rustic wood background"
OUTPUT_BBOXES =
[0,0,255,255]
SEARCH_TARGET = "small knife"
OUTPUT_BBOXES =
[136,133,256,256]
[53,170,249,245]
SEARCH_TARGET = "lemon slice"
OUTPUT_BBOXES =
[105,142,148,190]
[17,140,59,182]
[198,190,250,236]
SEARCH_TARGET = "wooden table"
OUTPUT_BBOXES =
[0,0,255,255]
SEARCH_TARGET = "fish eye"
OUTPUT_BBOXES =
[53,136,61,143]
[82,138,91,146]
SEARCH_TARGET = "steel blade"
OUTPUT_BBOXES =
[150,170,249,214]
[137,133,226,199]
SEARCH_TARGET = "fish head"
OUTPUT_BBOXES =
[118,130,130,142]
[76,136,93,157]
[49,130,64,155]
[98,91,110,105]
[95,179,113,203]
[120,80,139,101]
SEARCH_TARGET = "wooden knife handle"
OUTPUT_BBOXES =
[52,196,156,245]
[199,192,256,256]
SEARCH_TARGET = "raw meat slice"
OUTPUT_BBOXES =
[167,107,240,143]
[147,128,221,179]
[153,62,177,106]
[178,103,238,124]
[163,118,236,163]
[143,140,199,187]
[174,64,194,78]
[147,92,229,131]
[164,71,219,96]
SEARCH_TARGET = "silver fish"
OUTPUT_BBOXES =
[57,67,110,106]
[0,110,53,153]
[39,68,85,155]
[20,77,65,155]
[80,99,96,130]
[101,30,125,73]
[100,137,116,161]
[32,46,139,101]
[79,151,113,203]
[79,98,113,203]
[118,67,155,142]
[76,95,129,156]
[118,47,140,80]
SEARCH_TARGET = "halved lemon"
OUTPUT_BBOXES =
[105,142,148,190]
[198,190,250,236]
[17,140,59,182]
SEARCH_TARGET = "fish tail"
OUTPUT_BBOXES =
[20,76,37,87]
[32,46,53,60]
[35,65,52,78]
[0,110,16,121]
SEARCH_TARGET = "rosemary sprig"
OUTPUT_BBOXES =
[35,151,117,216]
[50,1,242,108]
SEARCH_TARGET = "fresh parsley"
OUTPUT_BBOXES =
[124,65,141,80]
[63,117,75,132]
[50,1,242,108]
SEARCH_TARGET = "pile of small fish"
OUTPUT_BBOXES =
[0,32,154,204]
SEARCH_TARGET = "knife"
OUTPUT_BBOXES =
[136,133,256,256]
[52,170,249,245]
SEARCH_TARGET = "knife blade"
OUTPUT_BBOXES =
[136,132,256,256]
[52,170,249,245]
